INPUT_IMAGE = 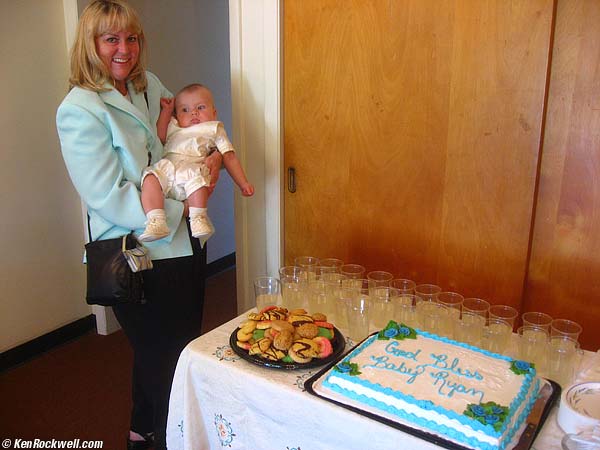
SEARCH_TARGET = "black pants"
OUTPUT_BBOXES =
[113,233,206,450]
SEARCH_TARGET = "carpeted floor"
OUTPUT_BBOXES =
[0,268,237,450]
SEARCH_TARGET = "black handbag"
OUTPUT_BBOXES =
[84,220,152,306]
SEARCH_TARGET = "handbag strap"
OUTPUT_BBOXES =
[144,91,152,166]
[87,213,93,242]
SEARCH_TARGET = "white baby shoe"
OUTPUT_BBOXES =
[190,213,214,247]
[138,216,170,242]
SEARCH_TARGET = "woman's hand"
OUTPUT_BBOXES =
[182,199,190,218]
[205,151,223,195]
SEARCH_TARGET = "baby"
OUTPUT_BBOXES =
[139,83,254,245]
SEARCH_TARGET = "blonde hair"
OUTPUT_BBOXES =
[175,83,210,101]
[69,0,147,92]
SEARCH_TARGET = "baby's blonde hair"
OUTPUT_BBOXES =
[69,0,147,92]
[175,83,211,102]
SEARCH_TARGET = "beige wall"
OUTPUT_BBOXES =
[0,0,89,352]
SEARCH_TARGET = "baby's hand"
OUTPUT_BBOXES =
[241,183,254,197]
[160,97,175,114]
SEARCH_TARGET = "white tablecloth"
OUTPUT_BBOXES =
[166,312,600,450]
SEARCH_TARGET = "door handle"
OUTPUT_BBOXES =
[288,167,296,193]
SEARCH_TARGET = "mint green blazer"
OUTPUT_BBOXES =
[56,71,192,260]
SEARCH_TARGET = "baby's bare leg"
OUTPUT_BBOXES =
[141,174,165,213]
[139,174,169,242]
[187,187,212,244]
[187,186,209,208]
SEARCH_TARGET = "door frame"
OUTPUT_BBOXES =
[229,0,283,313]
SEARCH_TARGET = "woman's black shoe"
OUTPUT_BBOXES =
[127,433,154,450]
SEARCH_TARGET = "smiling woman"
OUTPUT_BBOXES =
[55,1,223,449]
[68,0,147,94]
[95,30,140,95]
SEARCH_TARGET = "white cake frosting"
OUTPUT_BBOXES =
[322,322,539,450]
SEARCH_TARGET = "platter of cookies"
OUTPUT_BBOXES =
[230,306,346,370]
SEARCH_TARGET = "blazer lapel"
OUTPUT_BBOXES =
[100,84,152,135]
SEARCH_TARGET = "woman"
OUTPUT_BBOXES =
[56,1,222,449]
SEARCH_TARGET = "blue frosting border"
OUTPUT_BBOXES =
[323,330,538,450]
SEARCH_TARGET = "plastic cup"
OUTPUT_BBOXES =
[253,276,281,311]
[278,265,307,282]
[550,319,582,341]
[319,272,346,321]
[335,287,357,332]
[417,300,448,336]
[482,318,512,355]
[390,278,416,294]
[415,284,441,302]
[462,297,490,317]
[340,278,374,295]
[366,270,394,288]
[489,304,519,328]
[346,296,371,342]
[369,287,401,330]
[340,264,366,279]
[518,325,549,375]
[280,274,307,310]
[307,280,328,316]
[392,294,419,329]
[522,311,552,330]
[455,312,486,347]
[437,292,464,330]
[547,335,582,387]
[294,256,320,281]
[319,258,344,272]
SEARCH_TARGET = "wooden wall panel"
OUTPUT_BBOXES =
[524,0,600,350]
[284,1,554,308]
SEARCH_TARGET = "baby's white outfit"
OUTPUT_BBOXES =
[140,119,234,245]
[142,119,234,201]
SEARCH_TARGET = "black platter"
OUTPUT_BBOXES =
[229,326,346,370]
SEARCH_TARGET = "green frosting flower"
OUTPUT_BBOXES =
[510,359,535,375]
[377,320,417,341]
[464,402,509,432]
[384,328,399,338]
[334,361,361,376]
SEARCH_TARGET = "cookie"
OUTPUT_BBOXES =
[313,336,333,358]
[257,337,272,353]
[262,347,285,361]
[273,329,293,350]
[271,319,294,333]
[247,312,264,321]
[236,327,254,342]
[264,309,287,321]
[312,312,327,322]
[287,314,314,326]
[288,346,312,363]
[296,322,319,339]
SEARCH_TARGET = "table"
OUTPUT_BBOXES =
[166,311,600,450]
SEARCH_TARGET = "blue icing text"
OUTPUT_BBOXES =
[364,355,426,384]
[430,370,485,403]
[360,340,487,402]
[384,341,421,361]
[426,353,484,380]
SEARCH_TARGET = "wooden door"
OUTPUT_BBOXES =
[524,0,600,350]
[284,0,555,308]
